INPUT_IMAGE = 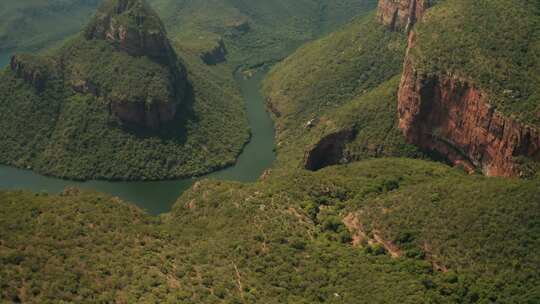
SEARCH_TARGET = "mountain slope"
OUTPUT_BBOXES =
[1,159,538,303]
[263,13,421,169]
[0,0,249,181]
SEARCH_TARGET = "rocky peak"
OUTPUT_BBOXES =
[84,0,176,65]
[377,0,431,32]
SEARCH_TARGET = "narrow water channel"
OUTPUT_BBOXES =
[0,52,276,215]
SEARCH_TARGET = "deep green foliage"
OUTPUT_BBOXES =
[1,159,538,303]
[150,0,378,67]
[263,14,419,167]
[0,0,377,181]
[0,42,249,180]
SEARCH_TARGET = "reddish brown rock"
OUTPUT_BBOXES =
[397,56,540,177]
[377,0,430,31]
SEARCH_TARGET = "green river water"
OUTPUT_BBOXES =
[0,52,276,215]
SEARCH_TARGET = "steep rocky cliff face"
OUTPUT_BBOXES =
[395,1,540,177]
[85,0,177,66]
[78,0,186,130]
[377,0,431,31]
[398,57,540,177]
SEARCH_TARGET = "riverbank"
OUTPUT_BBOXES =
[0,61,276,215]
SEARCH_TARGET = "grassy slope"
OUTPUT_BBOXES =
[1,159,539,303]
[263,14,421,167]
[411,0,540,126]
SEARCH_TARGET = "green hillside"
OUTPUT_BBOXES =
[0,0,249,181]
[0,0,377,66]
[263,14,421,168]
[2,159,538,303]
[0,0,539,303]
[150,0,377,66]
[0,0,378,181]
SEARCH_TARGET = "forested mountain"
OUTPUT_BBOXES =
[0,0,539,303]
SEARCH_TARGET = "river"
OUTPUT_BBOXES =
[0,51,276,215]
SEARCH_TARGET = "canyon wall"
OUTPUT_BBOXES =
[377,0,430,32]
[398,57,540,177]
[392,3,540,177]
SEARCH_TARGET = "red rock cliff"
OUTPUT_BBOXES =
[397,41,540,177]
[377,0,430,31]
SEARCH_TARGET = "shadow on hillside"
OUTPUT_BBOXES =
[117,80,197,144]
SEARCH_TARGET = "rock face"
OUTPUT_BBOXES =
[85,0,177,65]
[390,1,540,177]
[200,39,227,65]
[398,54,540,177]
[10,55,50,92]
[79,0,187,130]
[377,0,430,32]
[304,129,355,171]
[109,97,178,130]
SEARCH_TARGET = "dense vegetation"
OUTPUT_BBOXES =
[0,45,249,180]
[1,1,539,303]
[263,14,420,168]
[411,0,540,126]
[150,0,378,67]
[1,159,539,303]
[0,0,377,181]
[0,0,252,181]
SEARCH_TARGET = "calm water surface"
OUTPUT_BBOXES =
[0,54,276,215]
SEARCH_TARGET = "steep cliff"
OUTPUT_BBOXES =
[395,0,540,177]
[398,56,540,177]
[84,0,177,66]
[376,0,431,31]
[77,0,186,129]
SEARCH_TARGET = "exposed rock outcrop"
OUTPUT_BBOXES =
[385,0,540,177]
[110,96,178,130]
[10,55,50,92]
[377,0,431,32]
[79,0,187,130]
[304,129,355,171]
[200,39,227,65]
[84,0,177,66]
[398,57,540,177]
